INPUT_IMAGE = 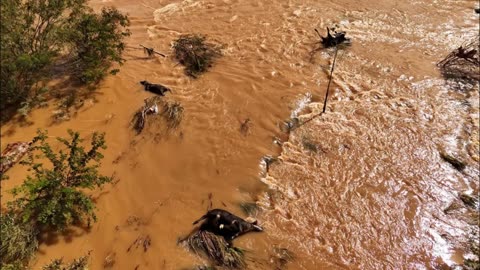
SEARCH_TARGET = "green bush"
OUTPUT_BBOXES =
[0,212,38,268]
[66,7,130,84]
[10,129,112,230]
[0,0,129,120]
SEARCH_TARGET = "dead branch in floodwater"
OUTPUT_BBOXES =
[438,37,479,81]
[140,44,166,57]
[173,34,222,77]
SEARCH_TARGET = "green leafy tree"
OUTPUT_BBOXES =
[0,0,129,120]
[10,130,112,230]
[67,7,130,84]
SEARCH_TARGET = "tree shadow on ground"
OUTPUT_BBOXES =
[37,224,91,247]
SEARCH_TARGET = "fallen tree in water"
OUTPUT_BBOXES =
[173,34,222,77]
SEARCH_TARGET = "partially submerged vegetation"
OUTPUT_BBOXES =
[182,230,246,269]
[0,0,130,122]
[162,101,184,130]
[1,130,111,268]
[238,202,259,216]
[131,96,184,134]
[42,255,90,270]
[173,34,222,77]
[0,213,38,269]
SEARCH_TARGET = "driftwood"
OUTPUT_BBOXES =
[139,44,166,58]
[0,141,32,174]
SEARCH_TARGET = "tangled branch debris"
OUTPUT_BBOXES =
[42,254,90,270]
[131,96,184,134]
[173,34,222,77]
[162,101,184,129]
[181,230,246,269]
[438,37,479,81]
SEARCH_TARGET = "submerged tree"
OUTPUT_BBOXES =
[10,130,112,230]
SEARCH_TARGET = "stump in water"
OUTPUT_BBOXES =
[181,230,246,269]
[173,34,221,77]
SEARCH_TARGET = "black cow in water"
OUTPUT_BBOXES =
[193,209,263,244]
[140,80,171,96]
[318,27,350,48]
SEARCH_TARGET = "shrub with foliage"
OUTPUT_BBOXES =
[0,212,38,268]
[0,0,129,120]
[65,7,130,84]
[10,129,112,230]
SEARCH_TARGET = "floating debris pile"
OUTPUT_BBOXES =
[173,34,222,77]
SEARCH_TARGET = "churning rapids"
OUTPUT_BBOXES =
[1,0,479,269]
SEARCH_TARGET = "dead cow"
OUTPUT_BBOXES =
[140,81,171,96]
[193,209,263,244]
[317,27,350,48]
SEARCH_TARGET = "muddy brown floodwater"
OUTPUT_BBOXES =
[1,0,479,269]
